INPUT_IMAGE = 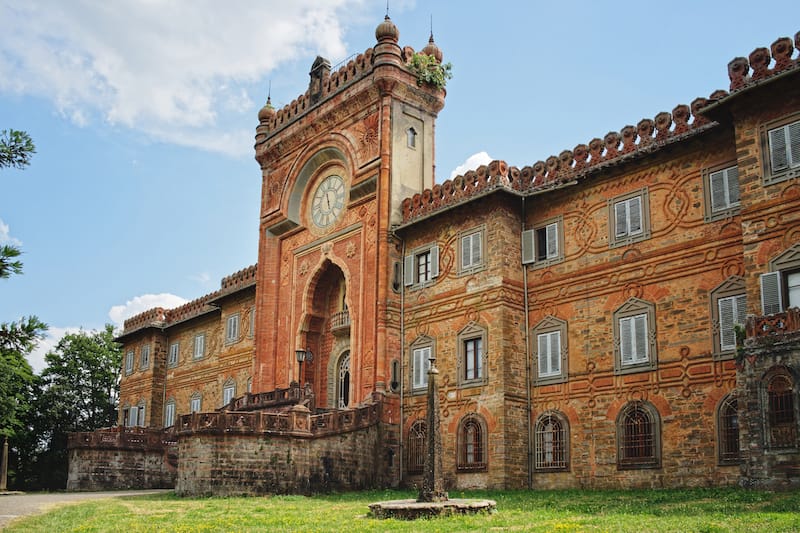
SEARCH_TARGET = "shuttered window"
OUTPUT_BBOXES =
[461,231,482,270]
[718,295,746,351]
[193,334,205,359]
[760,272,783,315]
[619,313,648,365]
[225,314,240,343]
[164,400,176,428]
[412,346,431,389]
[537,331,561,377]
[522,218,563,267]
[168,342,179,366]
[768,119,800,173]
[404,245,439,286]
[140,345,150,369]
[125,351,134,374]
[709,166,740,213]
[614,196,643,238]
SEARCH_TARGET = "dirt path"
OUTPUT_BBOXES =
[0,489,170,529]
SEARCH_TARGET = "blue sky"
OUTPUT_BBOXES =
[2,0,798,372]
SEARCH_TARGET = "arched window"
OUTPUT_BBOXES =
[337,350,350,409]
[457,414,487,472]
[406,127,417,148]
[535,411,569,471]
[765,370,797,449]
[407,420,427,474]
[717,394,741,464]
[617,401,661,469]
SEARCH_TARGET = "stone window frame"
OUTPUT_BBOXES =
[710,277,747,360]
[616,400,662,470]
[760,112,800,185]
[521,215,565,268]
[409,335,434,394]
[716,393,741,465]
[124,350,134,375]
[457,225,486,276]
[168,341,179,367]
[222,377,236,407]
[403,243,439,289]
[534,410,570,472]
[407,419,427,475]
[248,306,255,338]
[406,127,418,149]
[703,162,741,222]
[608,188,651,249]
[193,333,206,360]
[761,243,800,315]
[531,316,568,385]
[190,392,202,413]
[760,366,799,451]
[613,298,658,374]
[139,344,150,370]
[457,322,488,388]
[456,413,488,472]
[225,313,240,344]
[164,398,176,428]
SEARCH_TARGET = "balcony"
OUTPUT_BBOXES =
[330,309,351,336]
[746,308,800,339]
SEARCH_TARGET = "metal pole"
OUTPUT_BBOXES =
[1,436,8,491]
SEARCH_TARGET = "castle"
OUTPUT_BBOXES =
[68,18,800,494]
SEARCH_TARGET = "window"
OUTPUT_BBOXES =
[410,337,433,391]
[247,377,252,393]
[222,378,236,407]
[764,369,797,449]
[535,411,569,472]
[127,405,138,427]
[761,115,800,184]
[457,414,487,472]
[125,351,134,374]
[761,244,800,314]
[458,323,487,386]
[717,394,741,465]
[337,350,350,409]
[390,359,400,393]
[406,127,417,148]
[522,216,564,267]
[459,228,484,273]
[407,420,426,474]
[403,245,439,287]
[164,399,176,428]
[225,314,240,343]
[193,333,205,359]
[703,164,740,221]
[608,189,651,248]
[532,316,568,383]
[617,401,661,469]
[139,344,150,370]
[613,298,657,374]
[249,306,255,338]
[168,342,179,367]
[710,277,746,358]
[190,393,202,413]
[137,401,146,427]
[121,405,130,427]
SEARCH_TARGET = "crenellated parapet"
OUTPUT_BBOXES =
[219,263,257,292]
[401,30,799,225]
[727,32,800,91]
[122,307,167,335]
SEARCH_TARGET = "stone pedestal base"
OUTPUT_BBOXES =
[368,498,496,520]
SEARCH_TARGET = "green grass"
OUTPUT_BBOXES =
[6,487,800,532]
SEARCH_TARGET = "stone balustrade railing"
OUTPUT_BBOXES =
[746,308,800,339]
[179,401,381,438]
[67,426,177,452]
[330,309,351,332]
[219,383,308,412]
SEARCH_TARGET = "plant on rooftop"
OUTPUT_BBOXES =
[408,52,452,89]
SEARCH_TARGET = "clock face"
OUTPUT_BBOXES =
[311,174,346,228]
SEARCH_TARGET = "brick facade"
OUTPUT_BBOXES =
[71,21,800,493]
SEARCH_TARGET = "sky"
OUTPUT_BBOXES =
[1,0,798,373]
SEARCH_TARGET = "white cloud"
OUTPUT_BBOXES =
[26,325,82,375]
[108,293,188,328]
[450,151,493,180]
[0,0,367,157]
[0,218,22,246]
[189,272,212,285]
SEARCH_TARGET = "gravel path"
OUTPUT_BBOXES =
[0,489,170,529]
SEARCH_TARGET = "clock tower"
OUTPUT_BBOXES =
[252,16,446,413]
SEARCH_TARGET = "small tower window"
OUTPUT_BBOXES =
[407,127,417,148]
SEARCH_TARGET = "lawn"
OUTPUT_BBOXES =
[6,487,800,532]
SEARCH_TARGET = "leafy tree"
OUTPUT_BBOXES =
[30,325,122,488]
[0,129,36,170]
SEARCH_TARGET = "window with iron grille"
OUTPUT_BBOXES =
[457,414,487,472]
[617,401,661,469]
[535,412,569,472]
[766,372,797,449]
[717,395,741,464]
[407,420,427,475]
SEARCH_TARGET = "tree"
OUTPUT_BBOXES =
[0,316,47,439]
[0,244,23,279]
[0,129,36,170]
[30,325,122,488]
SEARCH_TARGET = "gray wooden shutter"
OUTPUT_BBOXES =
[546,223,558,258]
[430,245,440,278]
[710,169,727,211]
[629,197,642,234]
[769,127,789,172]
[521,229,535,264]
[634,314,648,362]
[789,121,800,168]
[760,271,783,315]
[727,167,740,206]
[537,334,548,375]
[472,233,482,265]
[461,235,471,269]
[549,331,561,375]
[718,296,736,351]
[620,317,633,364]
[735,294,747,325]
[614,201,628,237]
[403,254,414,286]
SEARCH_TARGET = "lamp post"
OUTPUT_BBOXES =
[295,349,313,384]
